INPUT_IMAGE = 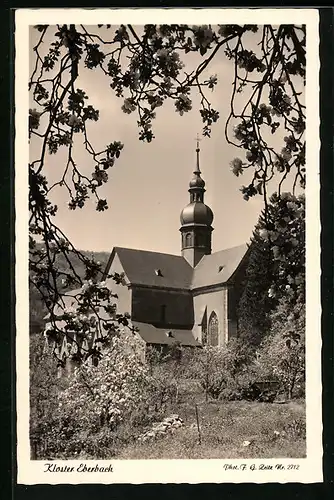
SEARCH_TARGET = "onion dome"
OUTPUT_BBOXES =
[180,136,214,266]
[180,136,213,227]
[189,172,205,189]
[180,202,213,226]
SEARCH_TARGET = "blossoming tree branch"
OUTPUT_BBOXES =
[28,24,306,364]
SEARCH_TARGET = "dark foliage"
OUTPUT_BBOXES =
[237,228,277,345]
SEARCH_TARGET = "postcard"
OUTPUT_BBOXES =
[16,8,322,484]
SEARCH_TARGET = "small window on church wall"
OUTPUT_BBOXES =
[208,311,219,346]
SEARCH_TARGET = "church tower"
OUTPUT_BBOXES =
[180,138,214,267]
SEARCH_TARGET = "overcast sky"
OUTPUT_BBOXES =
[29,25,300,256]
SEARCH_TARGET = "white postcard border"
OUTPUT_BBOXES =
[15,8,322,484]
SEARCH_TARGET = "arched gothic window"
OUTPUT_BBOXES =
[201,307,208,345]
[202,323,208,345]
[208,311,219,346]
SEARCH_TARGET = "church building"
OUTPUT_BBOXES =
[100,139,250,351]
[47,140,251,366]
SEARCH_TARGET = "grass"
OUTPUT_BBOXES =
[117,398,306,459]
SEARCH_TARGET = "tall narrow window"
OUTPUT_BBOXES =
[201,307,208,345]
[185,232,192,247]
[202,322,208,345]
[208,311,219,346]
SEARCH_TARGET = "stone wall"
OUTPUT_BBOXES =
[131,286,194,328]
[192,288,228,346]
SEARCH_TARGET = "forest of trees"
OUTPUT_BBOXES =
[30,248,110,333]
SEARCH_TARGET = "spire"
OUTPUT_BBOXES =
[195,133,201,174]
[179,138,214,267]
[188,134,205,194]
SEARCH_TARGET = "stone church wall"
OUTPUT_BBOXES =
[131,287,194,327]
[192,288,228,346]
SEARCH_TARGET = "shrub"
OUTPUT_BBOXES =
[256,332,305,400]
[255,298,305,400]
[29,334,68,459]
[191,339,254,400]
[34,333,192,459]
[35,332,153,458]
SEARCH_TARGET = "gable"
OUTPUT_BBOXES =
[192,243,249,290]
[105,251,130,285]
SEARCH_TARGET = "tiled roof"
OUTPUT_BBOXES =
[45,319,200,348]
[133,321,201,347]
[111,247,194,289]
[45,244,248,327]
[191,243,249,290]
[106,244,248,291]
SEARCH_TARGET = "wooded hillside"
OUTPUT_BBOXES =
[30,249,110,334]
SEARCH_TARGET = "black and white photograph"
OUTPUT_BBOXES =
[15,8,322,484]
